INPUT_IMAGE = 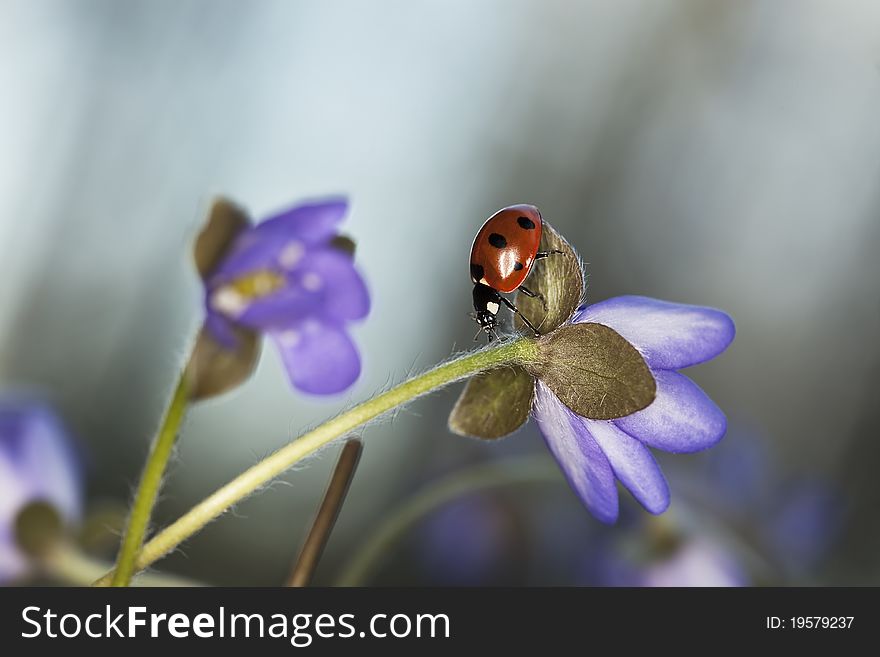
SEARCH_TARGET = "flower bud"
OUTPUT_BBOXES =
[185,324,262,400]
[515,221,584,334]
[193,198,251,280]
[14,501,63,558]
[187,198,262,400]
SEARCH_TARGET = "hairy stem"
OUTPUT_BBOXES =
[43,542,201,587]
[93,338,538,586]
[110,373,190,586]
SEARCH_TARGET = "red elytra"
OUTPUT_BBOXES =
[469,204,543,294]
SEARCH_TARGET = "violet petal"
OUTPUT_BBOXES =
[204,309,241,351]
[211,198,348,281]
[294,247,370,322]
[271,321,361,395]
[15,416,81,523]
[0,449,29,529]
[0,404,81,523]
[0,527,27,582]
[614,370,726,453]
[586,419,670,514]
[223,284,321,332]
[0,401,82,583]
[533,382,618,522]
[575,295,735,371]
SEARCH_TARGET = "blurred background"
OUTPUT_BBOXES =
[1,0,879,586]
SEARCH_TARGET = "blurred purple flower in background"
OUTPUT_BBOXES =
[769,482,839,574]
[637,538,748,586]
[203,198,370,395]
[416,495,518,585]
[534,296,735,523]
[581,531,750,587]
[573,433,843,586]
[0,399,82,583]
[405,427,840,586]
[697,432,844,579]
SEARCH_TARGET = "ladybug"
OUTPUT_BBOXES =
[469,204,561,340]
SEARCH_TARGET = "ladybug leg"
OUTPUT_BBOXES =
[498,295,541,337]
[534,249,564,261]
[517,285,547,310]
[474,325,500,343]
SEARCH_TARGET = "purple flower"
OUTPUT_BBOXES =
[417,495,514,585]
[202,198,369,395]
[635,538,748,587]
[573,533,748,587]
[0,400,82,583]
[533,296,735,523]
[698,432,843,576]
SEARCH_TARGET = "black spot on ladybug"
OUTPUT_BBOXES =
[488,233,507,249]
[470,263,485,281]
[517,216,536,230]
[513,262,524,271]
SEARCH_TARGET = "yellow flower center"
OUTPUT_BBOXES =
[210,269,287,318]
[228,269,286,299]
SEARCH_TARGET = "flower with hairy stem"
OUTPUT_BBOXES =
[0,398,81,583]
[450,221,735,522]
[92,214,734,584]
[108,196,370,588]
[531,296,734,522]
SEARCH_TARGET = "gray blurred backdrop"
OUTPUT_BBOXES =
[1,0,878,585]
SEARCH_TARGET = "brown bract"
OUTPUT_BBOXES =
[448,365,536,440]
[192,198,251,280]
[515,221,584,334]
[185,198,262,401]
[526,323,656,420]
[185,324,262,401]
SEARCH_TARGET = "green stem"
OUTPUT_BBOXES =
[42,542,201,587]
[336,456,560,586]
[110,373,190,586]
[92,338,539,586]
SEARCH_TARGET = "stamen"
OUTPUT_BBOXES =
[229,270,286,298]
[302,272,323,291]
[210,288,248,317]
[279,241,305,269]
[278,330,301,347]
[212,270,286,317]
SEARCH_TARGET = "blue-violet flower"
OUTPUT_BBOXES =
[0,399,82,583]
[202,199,369,395]
[533,296,735,522]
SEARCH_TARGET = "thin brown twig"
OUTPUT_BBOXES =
[286,438,363,587]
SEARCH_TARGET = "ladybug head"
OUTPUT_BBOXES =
[472,283,501,341]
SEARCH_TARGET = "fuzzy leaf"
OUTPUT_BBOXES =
[528,322,655,420]
[185,324,262,401]
[14,501,63,557]
[193,198,251,280]
[515,220,584,334]
[330,234,357,257]
[448,366,535,439]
